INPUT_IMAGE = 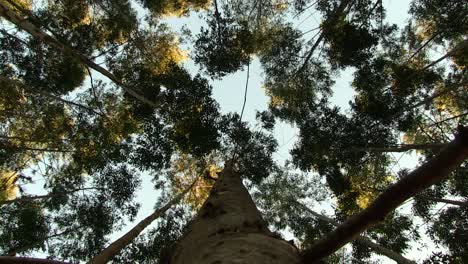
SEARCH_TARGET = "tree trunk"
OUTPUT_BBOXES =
[88,180,196,264]
[169,163,300,264]
[302,126,468,263]
[295,201,416,264]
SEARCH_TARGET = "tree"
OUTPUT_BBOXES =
[1,0,467,263]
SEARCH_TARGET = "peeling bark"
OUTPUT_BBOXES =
[170,164,300,264]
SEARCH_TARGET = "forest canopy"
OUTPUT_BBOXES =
[0,0,467,263]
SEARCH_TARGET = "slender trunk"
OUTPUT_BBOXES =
[419,196,468,207]
[170,163,300,263]
[351,143,448,153]
[0,2,157,108]
[302,126,468,263]
[0,257,68,264]
[87,180,196,264]
[295,201,416,264]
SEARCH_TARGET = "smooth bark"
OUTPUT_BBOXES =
[87,180,196,264]
[0,2,157,108]
[302,126,468,263]
[170,163,300,264]
[294,201,416,264]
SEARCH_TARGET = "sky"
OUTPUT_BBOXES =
[17,0,443,262]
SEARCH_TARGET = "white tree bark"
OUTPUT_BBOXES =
[170,165,300,264]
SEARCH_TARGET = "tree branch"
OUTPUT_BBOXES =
[302,126,468,262]
[0,2,158,108]
[295,201,416,264]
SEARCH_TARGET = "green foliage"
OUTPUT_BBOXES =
[322,20,379,68]
[0,201,49,255]
[195,13,254,78]
[219,113,278,183]
[1,0,467,262]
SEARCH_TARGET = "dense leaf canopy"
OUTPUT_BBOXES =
[0,0,467,263]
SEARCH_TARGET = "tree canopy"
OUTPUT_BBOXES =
[0,0,467,263]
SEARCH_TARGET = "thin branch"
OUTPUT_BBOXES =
[406,31,441,62]
[239,61,250,122]
[296,0,353,75]
[421,38,468,71]
[0,3,158,108]
[86,67,107,117]
[426,112,468,128]
[302,126,468,262]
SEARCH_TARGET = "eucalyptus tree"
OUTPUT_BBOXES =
[0,0,467,263]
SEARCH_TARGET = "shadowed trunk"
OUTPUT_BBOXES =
[170,163,300,264]
[302,126,468,263]
[294,201,416,264]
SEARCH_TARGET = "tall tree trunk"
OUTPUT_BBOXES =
[294,201,416,264]
[302,126,468,263]
[88,180,197,264]
[0,2,157,107]
[169,163,300,264]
